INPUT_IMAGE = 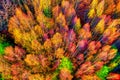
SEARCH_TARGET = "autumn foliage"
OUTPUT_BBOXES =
[0,0,120,80]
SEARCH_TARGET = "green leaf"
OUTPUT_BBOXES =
[0,41,10,55]
[43,8,52,18]
[96,66,111,80]
[58,57,73,73]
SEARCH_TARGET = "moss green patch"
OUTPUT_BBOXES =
[58,57,73,73]
[0,74,4,80]
[96,66,111,80]
[52,57,73,80]
[0,42,10,55]
[43,8,52,18]
[0,37,11,55]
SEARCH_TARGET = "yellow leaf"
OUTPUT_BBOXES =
[25,54,39,66]
[56,12,66,27]
[40,0,51,10]
[88,8,95,18]
[44,39,52,51]
[95,18,105,33]
[90,0,98,8]
[34,25,44,36]
[74,17,81,33]
[32,0,42,14]
[31,40,42,53]
[96,0,105,16]
[13,28,22,43]
[52,32,62,47]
